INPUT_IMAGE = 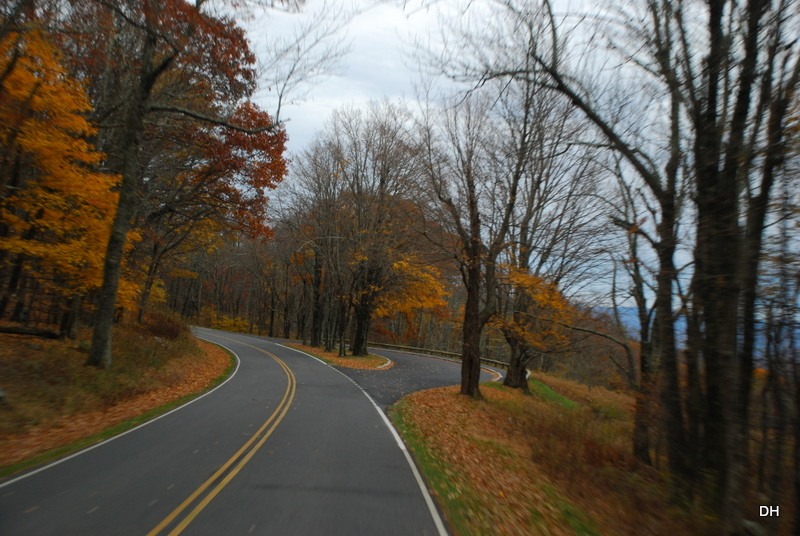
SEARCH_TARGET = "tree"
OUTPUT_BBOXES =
[286,101,424,356]
[132,101,286,321]
[53,0,284,368]
[419,92,522,398]
[0,21,117,334]
[373,256,448,319]
[418,0,610,399]
[444,0,800,528]
[493,269,573,391]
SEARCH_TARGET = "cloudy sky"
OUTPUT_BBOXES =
[244,0,445,155]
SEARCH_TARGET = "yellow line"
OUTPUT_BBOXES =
[148,337,296,536]
[168,361,295,535]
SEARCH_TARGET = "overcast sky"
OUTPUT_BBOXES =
[244,0,443,156]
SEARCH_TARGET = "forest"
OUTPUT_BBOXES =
[1,0,799,533]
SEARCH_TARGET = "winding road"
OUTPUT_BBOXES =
[0,328,496,535]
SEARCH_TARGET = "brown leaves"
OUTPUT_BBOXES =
[288,343,394,370]
[396,380,710,535]
[0,336,230,469]
[398,386,563,535]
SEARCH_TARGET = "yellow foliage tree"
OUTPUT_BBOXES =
[493,267,574,391]
[0,27,118,324]
[374,258,448,318]
[501,269,572,349]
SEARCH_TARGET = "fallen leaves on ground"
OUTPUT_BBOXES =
[396,385,570,536]
[0,338,230,469]
[288,343,394,370]
[394,381,712,535]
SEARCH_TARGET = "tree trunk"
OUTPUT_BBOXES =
[350,299,371,356]
[654,203,689,493]
[310,251,323,347]
[87,9,161,368]
[137,244,163,324]
[503,342,530,393]
[59,294,81,339]
[337,297,348,357]
[87,158,141,368]
[10,273,29,323]
[794,359,800,536]
[461,261,482,398]
[0,253,25,320]
[282,263,291,339]
[633,389,652,465]
[268,289,275,337]
[634,336,654,466]
[0,325,61,339]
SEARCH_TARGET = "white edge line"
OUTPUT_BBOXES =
[0,335,241,489]
[371,348,503,383]
[275,343,449,536]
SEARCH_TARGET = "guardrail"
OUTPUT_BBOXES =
[365,341,511,371]
[266,334,511,372]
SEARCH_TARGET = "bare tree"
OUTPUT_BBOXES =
[254,0,352,122]
[284,101,423,355]
[490,54,606,391]
[418,91,521,398]
[435,0,800,528]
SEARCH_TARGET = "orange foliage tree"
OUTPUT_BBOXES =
[493,268,574,393]
[132,101,286,321]
[49,0,286,367]
[0,24,117,334]
[374,257,449,318]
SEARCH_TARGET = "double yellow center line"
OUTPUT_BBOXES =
[148,337,296,536]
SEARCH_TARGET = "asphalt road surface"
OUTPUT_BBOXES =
[339,348,501,410]
[0,328,457,535]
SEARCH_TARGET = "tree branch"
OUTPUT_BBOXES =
[147,104,280,133]
[520,312,637,386]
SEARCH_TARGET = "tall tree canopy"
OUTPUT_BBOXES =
[0,23,117,327]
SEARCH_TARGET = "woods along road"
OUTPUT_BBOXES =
[0,328,497,535]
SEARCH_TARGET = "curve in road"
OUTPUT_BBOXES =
[0,329,446,536]
[148,335,297,535]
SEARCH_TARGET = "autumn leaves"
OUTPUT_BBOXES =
[0,3,286,364]
[0,25,117,319]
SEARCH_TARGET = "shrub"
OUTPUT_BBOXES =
[142,310,189,340]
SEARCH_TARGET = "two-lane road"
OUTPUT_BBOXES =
[0,329,447,535]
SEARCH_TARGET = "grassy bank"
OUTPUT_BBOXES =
[0,314,234,476]
[389,374,714,535]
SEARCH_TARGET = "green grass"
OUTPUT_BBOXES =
[530,378,579,409]
[484,377,579,410]
[560,501,602,536]
[389,400,480,535]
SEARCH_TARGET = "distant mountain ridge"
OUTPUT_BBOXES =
[595,306,688,346]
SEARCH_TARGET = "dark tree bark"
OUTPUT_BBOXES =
[461,256,484,397]
[0,325,61,339]
[794,359,800,536]
[350,300,371,356]
[503,342,530,393]
[268,288,276,338]
[59,295,81,340]
[87,1,168,368]
[310,251,323,347]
